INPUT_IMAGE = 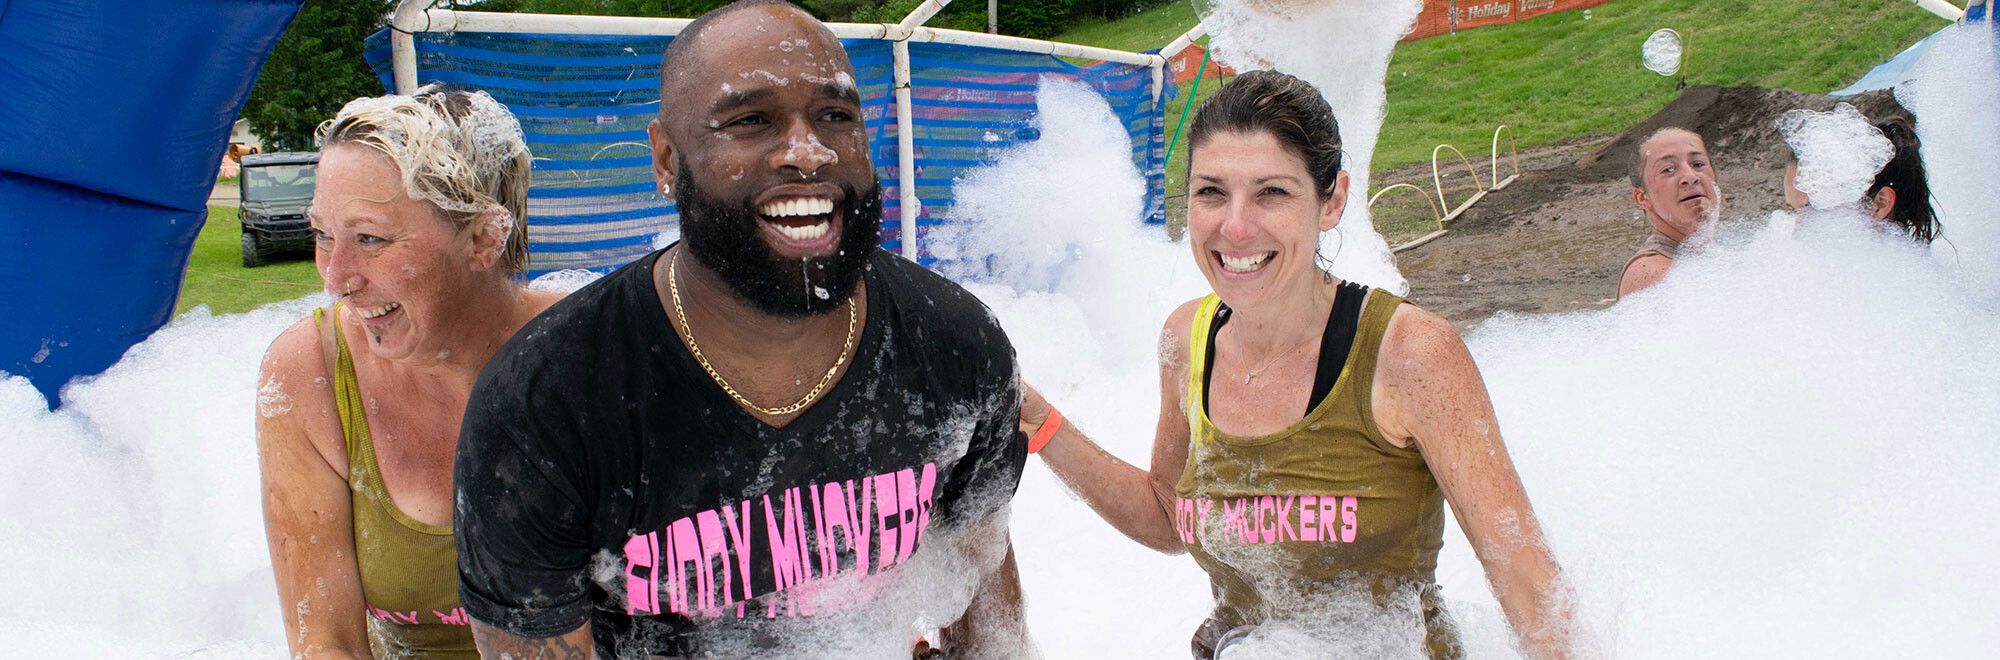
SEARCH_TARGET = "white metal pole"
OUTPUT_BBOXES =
[391,0,428,94]
[1907,0,1967,21]
[418,10,1155,64]
[989,0,998,34]
[1151,62,1165,107]
[899,0,955,31]
[904,27,1159,65]
[1160,21,1207,60]
[442,10,692,35]
[893,40,920,260]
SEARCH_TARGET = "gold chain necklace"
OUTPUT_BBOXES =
[668,250,857,417]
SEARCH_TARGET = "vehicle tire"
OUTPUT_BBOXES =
[242,233,264,268]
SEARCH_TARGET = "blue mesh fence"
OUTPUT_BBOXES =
[365,26,1166,278]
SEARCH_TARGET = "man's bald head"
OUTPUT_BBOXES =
[657,0,848,126]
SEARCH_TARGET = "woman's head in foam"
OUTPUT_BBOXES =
[316,86,533,273]
[1182,70,1350,308]
[1866,120,1939,243]
[1779,105,1937,243]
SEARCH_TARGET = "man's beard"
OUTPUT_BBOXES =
[674,164,883,317]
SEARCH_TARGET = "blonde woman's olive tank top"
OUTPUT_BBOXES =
[318,306,476,660]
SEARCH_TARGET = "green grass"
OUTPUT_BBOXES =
[1056,1,1202,52]
[178,206,321,315]
[1056,0,1942,195]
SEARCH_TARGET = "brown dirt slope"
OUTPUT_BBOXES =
[1386,85,1906,329]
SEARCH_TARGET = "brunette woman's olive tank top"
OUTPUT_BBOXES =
[1173,290,1460,659]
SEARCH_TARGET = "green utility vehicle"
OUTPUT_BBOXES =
[238,152,318,267]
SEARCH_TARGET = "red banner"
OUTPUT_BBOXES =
[1166,0,1609,84]
[1405,0,1612,42]
[1167,43,1238,85]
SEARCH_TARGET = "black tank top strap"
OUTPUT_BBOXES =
[1200,281,1371,415]
[1202,303,1229,413]
[1309,280,1370,414]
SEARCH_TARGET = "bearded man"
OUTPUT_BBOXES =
[452,2,1030,657]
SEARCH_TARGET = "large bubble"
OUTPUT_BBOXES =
[1640,29,1683,76]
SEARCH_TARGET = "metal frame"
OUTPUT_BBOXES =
[1490,124,1519,191]
[1908,0,1968,22]
[1430,143,1486,223]
[1388,123,1528,254]
[389,0,1186,258]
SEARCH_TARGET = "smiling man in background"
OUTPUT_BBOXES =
[451,1,1031,657]
[1618,127,1721,299]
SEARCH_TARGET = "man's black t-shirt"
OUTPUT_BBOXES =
[455,247,1026,657]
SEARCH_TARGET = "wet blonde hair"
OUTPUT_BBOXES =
[316,86,532,274]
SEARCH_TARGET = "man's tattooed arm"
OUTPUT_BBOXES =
[471,621,595,660]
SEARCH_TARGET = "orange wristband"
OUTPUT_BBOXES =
[1027,406,1064,454]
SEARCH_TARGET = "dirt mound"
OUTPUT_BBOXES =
[1580,84,1911,177]
[1390,84,1913,328]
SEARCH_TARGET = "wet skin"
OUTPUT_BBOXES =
[645,4,875,430]
[1185,129,1349,437]
[1630,129,1719,244]
[1620,129,1718,298]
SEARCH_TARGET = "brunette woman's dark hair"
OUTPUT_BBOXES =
[1868,119,1938,243]
[1186,70,1343,199]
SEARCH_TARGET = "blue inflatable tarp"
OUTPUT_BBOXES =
[0,0,302,406]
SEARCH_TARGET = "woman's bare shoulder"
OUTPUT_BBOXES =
[261,314,327,383]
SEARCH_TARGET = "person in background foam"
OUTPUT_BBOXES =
[254,88,560,660]
[1618,127,1721,299]
[1783,118,1940,243]
[451,2,1030,658]
[1017,70,1575,660]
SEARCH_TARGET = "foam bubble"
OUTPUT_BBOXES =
[1778,103,1891,210]
[1640,29,1683,75]
[528,268,603,294]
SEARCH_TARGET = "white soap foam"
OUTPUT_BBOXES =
[0,296,326,657]
[527,268,604,294]
[1898,21,2000,295]
[1778,103,1892,211]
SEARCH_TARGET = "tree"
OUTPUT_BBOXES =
[242,0,396,152]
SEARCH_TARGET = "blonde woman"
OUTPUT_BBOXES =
[254,88,560,659]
